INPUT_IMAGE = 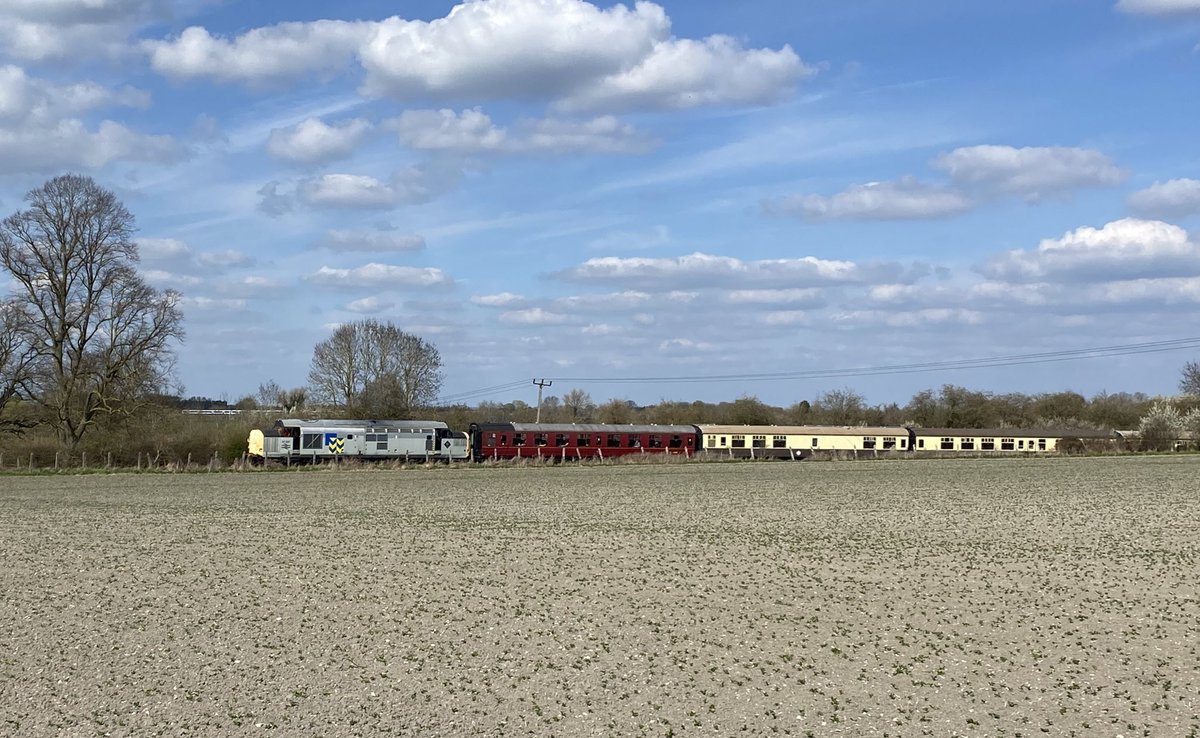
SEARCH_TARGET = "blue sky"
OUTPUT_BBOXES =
[2,0,1200,408]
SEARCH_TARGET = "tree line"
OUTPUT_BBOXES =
[3,174,1199,468]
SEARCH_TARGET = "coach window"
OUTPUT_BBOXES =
[720,436,727,446]
[486,433,496,447]
[627,436,641,448]
[649,434,662,448]
[514,433,526,446]
[732,435,746,448]
[1018,439,1025,450]
[773,435,787,448]
[669,435,683,448]
[917,439,925,449]
[607,434,620,447]
[882,436,896,449]
[555,433,568,447]
[578,434,590,447]
[1001,437,1015,450]
[980,437,994,450]
[752,435,766,448]
[812,437,819,448]
[1039,438,1046,451]
[961,438,975,451]
[535,433,548,447]
[863,436,877,449]
[940,437,954,450]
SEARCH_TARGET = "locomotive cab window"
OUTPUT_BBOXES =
[302,433,323,450]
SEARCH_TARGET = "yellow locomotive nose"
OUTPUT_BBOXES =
[247,429,265,458]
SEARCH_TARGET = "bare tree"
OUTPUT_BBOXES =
[1181,360,1200,396]
[256,380,285,408]
[1,300,36,433]
[814,387,866,425]
[0,175,183,449]
[561,388,595,421]
[308,320,442,417]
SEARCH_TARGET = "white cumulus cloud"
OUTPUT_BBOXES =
[982,218,1200,283]
[1116,0,1200,14]
[144,0,810,114]
[307,263,453,288]
[1127,178,1200,218]
[267,117,372,164]
[558,252,890,289]
[764,177,973,221]
[933,145,1127,199]
[387,108,655,155]
[0,65,177,172]
[316,230,426,253]
[345,296,396,314]
[0,0,167,61]
[471,292,526,307]
[145,20,373,84]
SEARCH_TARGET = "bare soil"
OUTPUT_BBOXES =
[1,457,1197,737]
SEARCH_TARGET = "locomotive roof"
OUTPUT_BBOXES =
[698,425,909,436]
[474,422,696,434]
[274,419,449,429]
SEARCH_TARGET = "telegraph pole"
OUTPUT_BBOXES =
[533,378,553,422]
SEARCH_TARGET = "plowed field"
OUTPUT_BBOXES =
[2,457,1197,736]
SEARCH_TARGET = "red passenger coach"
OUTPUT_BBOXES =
[469,423,699,461]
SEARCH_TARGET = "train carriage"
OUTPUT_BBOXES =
[908,427,1118,454]
[698,425,912,459]
[469,422,700,461]
[248,419,470,464]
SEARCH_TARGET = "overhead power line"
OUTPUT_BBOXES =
[435,336,1200,403]
[546,337,1200,385]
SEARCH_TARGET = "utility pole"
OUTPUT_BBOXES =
[533,378,553,423]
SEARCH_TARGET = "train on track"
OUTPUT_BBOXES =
[248,418,1122,464]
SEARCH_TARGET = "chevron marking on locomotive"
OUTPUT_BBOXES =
[325,433,344,454]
